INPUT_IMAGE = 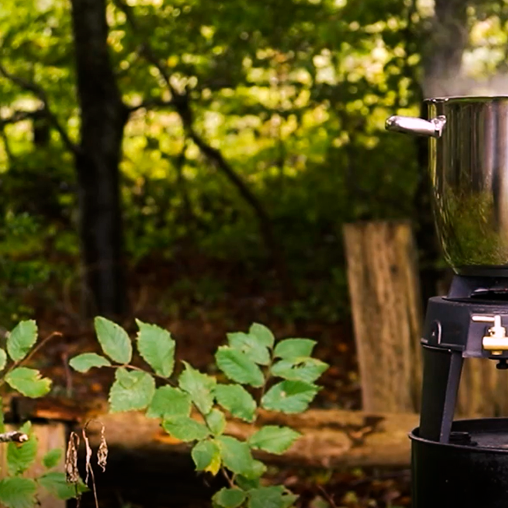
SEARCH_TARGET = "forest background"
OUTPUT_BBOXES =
[1,0,507,407]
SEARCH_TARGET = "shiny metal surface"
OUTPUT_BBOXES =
[387,96,508,276]
[386,115,446,137]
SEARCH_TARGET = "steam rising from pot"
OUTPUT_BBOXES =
[421,0,508,98]
[423,74,508,99]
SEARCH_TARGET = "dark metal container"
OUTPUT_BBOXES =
[387,97,508,276]
[411,418,508,508]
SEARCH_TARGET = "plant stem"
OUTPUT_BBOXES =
[253,348,275,426]
[106,364,177,386]
[221,467,236,488]
[22,331,62,366]
[0,331,62,390]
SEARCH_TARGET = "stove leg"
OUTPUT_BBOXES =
[419,346,463,442]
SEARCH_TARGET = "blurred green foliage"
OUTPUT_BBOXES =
[1,0,507,324]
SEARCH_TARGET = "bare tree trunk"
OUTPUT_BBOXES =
[70,0,128,318]
[343,221,423,413]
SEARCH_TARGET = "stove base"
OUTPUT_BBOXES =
[411,418,508,508]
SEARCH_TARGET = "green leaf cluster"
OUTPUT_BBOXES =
[0,416,87,508]
[0,319,87,508]
[3,321,52,399]
[70,319,328,508]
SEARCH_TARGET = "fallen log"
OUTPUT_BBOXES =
[80,408,418,469]
[12,398,418,468]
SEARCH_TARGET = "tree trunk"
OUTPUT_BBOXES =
[70,0,128,318]
[343,221,423,413]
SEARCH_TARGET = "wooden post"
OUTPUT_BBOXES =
[343,221,423,413]
[456,360,508,418]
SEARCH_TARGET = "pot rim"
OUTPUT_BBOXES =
[425,95,508,104]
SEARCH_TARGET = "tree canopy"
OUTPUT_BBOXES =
[1,0,507,323]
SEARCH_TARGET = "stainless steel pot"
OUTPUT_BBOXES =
[387,96,508,276]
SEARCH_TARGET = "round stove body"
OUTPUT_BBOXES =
[411,418,508,508]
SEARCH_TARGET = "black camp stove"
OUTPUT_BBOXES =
[419,275,508,443]
[408,275,508,508]
[386,96,508,508]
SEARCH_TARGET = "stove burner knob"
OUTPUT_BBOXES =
[472,315,508,356]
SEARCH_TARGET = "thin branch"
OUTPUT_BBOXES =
[112,0,183,103]
[0,63,41,95]
[106,364,177,386]
[113,0,293,294]
[0,63,78,154]
[0,109,42,127]
[0,431,29,443]
[126,98,175,114]
[0,331,62,391]
[23,331,63,366]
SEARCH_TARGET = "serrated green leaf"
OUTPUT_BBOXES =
[241,459,267,479]
[7,422,37,475]
[273,339,316,359]
[146,386,191,419]
[7,320,37,362]
[249,323,275,348]
[115,367,137,387]
[42,448,62,469]
[217,435,256,475]
[215,347,264,387]
[271,358,328,383]
[205,408,226,436]
[235,475,260,490]
[162,416,210,441]
[178,362,216,415]
[109,368,155,413]
[228,332,270,365]
[212,487,247,508]
[214,384,256,422]
[39,472,88,500]
[136,320,175,377]
[0,477,37,508]
[5,368,51,398]
[261,380,319,414]
[0,348,7,371]
[248,426,300,454]
[94,317,132,364]
[69,353,111,373]
[191,439,221,474]
[248,486,297,508]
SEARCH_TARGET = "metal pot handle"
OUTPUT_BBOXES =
[385,115,446,138]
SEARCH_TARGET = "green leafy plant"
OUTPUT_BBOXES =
[70,318,329,508]
[0,320,87,507]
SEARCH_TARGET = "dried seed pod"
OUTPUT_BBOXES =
[65,432,80,484]
[97,424,108,472]
[82,427,93,484]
